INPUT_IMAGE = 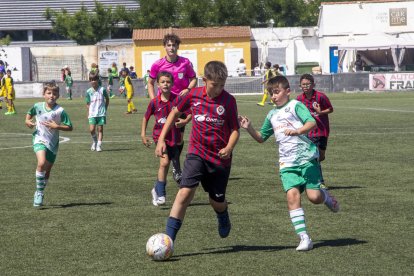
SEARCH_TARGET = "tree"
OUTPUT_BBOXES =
[44,0,122,45]
[0,36,11,61]
[136,0,179,28]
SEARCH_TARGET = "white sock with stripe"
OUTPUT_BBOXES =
[289,208,309,238]
[35,171,46,195]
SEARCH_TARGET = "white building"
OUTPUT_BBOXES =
[318,0,414,73]
[250,27,320,76]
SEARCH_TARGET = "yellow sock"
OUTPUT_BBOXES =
[130,101,136,111]
[259,93,268,105]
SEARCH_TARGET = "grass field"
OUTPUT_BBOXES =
[1,92,413,275]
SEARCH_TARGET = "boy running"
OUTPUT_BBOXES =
[25,82,73,207]
[141,71,190,206]
[86,73,109,152]
[155,61,240,246]
[297,74,333,188]
[239,75,339,251]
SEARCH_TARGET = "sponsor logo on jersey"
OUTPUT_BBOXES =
[216,105,225,115]
[157,117,167,124]
[194,114,224,125]
[193,102,201,106]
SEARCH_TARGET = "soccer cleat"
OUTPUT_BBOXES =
[324,191,340,213]
[33,191,44,207]
[256,103,264,107]
[296,236,313,251]
[172,170,182,185]
[156,196,166,206]
[151,188,159,206]
[91,143,96,151]
[110,95,116,98]
[217,212,231,238]
[125,111,132,115]
[132,109,138,113]
[96,145,102,152]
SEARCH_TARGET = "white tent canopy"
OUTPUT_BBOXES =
[337,33,414,72]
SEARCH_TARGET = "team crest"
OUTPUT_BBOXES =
[178,73,184,79]
[284,107,290,113]
[312,102,318,108]
[216,105,225,115]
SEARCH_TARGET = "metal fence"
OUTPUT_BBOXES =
[197,76,264,95]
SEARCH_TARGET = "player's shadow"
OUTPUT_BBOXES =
[173,244,295,258]
[327,186,363,190]
[42,202,113,209]
[313,238,367,248]
[158,201,214,210]
[228,177,243,181]
[98,148,131,152]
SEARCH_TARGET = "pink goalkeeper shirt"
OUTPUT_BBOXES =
[150,56,196,96]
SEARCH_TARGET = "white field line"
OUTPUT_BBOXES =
[234,98,414,113]
[337,107,414,113]
[0,135,71,150]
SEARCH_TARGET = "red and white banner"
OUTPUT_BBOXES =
[369,73,414,91]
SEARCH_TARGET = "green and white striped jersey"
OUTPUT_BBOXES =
[85,86,108,118]
[27,102,72,154]
[259,99,319,169]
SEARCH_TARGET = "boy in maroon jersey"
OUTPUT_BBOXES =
[297,74,333,188]
[155,61,240,244]
[141,72,191,206]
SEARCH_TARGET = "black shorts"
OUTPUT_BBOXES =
[166,144,180,160]
[155,142,179,160]
[180,153,231,203]
[309,136,328,151]
[179,113,187,133]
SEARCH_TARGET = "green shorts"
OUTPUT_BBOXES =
[88,116,106,125]
[34,143,57,163]
[279,159,322,193]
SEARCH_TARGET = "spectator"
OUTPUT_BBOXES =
[129,66,137,79]
[236,58,247,76]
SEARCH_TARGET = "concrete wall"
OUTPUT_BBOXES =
[14,73,385,98]
[15,78,146,98]
[286,73,371,93]
[0,47,31,81]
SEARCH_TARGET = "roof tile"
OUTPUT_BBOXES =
[133,26,251,41]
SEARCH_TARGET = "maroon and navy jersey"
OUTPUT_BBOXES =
[297,90,333,137]
[176,87,239,167]
[144,93,180,146]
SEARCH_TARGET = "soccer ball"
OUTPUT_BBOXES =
[146,233,174,261]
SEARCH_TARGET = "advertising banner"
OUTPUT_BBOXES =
[369,73,414,91]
